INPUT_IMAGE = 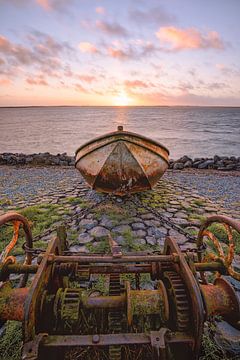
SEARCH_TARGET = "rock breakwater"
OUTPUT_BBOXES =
[0,152,240,171]
[170,155,240,171]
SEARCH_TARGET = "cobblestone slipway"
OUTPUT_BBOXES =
[0,166,239,255]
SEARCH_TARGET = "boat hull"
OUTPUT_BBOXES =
[75,129,169,196]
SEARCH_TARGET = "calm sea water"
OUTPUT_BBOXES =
[0,106,239,159]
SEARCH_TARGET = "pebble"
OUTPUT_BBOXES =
[112,224,131,234]
[146,236,156,245]
[132,229,147,238]
[132,222,146,230]
[78,233,94,243]
[79,219,98,230]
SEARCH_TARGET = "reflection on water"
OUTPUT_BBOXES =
[115,107,129,126]
[0,106,239,159]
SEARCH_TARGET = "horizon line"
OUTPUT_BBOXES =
[1,105,240,109]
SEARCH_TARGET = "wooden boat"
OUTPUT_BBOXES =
[75,126,169,195]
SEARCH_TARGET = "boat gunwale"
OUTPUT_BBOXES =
[75,130,170,156]
[75,137,169,168]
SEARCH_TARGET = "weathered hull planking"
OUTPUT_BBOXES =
[75,126,169,195]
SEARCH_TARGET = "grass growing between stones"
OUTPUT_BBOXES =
[192,198,206,207]
[86,238,110,253]
[65,197,89,208]
[121,229,147,251]
[92,203,133,224]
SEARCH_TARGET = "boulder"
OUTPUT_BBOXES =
[173,162,184,170]
[198,160,214,169]
[177,155,192,163]
[183,160,193,168]
[214,321,240,355]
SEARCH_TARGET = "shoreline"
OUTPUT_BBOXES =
[0,152,240,171]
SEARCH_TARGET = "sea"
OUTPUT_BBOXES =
[0,106,239,159]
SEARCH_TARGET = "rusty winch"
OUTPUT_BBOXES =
[0,212,239,360]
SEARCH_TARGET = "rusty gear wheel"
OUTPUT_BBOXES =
[108,273,122,360]
[163,271,190,331]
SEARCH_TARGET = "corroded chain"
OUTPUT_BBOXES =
[131,197,197,243]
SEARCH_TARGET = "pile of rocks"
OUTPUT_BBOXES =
[169,155,240,171]
[0,152,75,166]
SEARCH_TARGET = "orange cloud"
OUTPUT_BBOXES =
[107,47,128,59]
[35,0,71,11]
[26,75,48,86]
[125,80,150,89]
[79,42,99,54]
[74,83,89,93]
[95,7,105,14]
[156,26,224,50]
[36,0,51,11]
[0,78,12,86]
[78,75,96,83]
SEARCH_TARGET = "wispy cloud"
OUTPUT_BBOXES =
[3,0,73,11]
[125,79,152,89]
[77,74,96,83]
[107,40,157,60]
[156,27,225,51]
[107,47,129,59]
[74,83,89,93]
[36,0,73,11]
[26,74,48,86]
[96,20,129,37]
[130,6,176,26]
[0,32,71,68]
[216,63,240,77]
[36,0,51,11]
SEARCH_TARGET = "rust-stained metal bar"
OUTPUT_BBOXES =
[40,332,194,347]
[0,263,38,274]
[194,261,226,272]
[82,294,126,309]
[0,260,225,277]
[48,254,178,264]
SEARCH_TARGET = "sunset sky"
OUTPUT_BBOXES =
[0,0,240,106]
